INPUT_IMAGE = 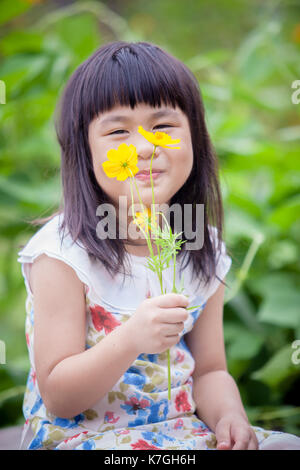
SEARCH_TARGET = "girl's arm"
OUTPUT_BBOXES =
[31,254,139,419]
[184,281,249,430]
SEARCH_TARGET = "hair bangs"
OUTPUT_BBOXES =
[85,43,186,124]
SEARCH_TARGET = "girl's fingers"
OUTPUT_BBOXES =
[217,441,231,450]
[163,322,184,337]
[247,436,259,450]
[216,419,259,450]
[216,421,231,450]
[247,429,259,450]
[231,428,251,450]
[231,439,249,450]
[157,293,189,309]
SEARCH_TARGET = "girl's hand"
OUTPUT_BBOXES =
[125,293,189,355]
[215,412,259,450]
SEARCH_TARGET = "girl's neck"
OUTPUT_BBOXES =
[122,206,171,257]
[124,240,159,258]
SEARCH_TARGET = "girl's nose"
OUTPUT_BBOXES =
[136,139,158,161]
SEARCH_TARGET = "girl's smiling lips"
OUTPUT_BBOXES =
[137,168,164,175]
[135,170,164,181]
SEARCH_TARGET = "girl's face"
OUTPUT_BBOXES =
[88,102,193,213]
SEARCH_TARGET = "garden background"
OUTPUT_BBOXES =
[0,0,299,435]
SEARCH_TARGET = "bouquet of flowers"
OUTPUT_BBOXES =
[102,126,201,400]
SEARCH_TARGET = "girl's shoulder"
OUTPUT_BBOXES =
[17,213,87,269]
[17,213,104,304]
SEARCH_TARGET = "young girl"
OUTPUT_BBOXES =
[17,41,300,450]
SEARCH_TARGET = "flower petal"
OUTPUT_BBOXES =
[127,146,138,166]
[102,161,122,178]
[103,142,140,180]
[138,125,181,148]
[116,168,130,181]
[106,148,122,162]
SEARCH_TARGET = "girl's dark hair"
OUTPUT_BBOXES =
[28,41,231,291]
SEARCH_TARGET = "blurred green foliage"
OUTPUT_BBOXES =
[0,0,299,435]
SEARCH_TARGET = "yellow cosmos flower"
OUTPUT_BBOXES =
[133,207,158,232]
[138,126,181,149]
[102,143,139,181]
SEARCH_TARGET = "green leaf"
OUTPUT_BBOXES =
[52,13,101,65]
[251,345,299,388]
[0,0,30,26]
[186,49,230,71]
[226,208,265,242]
[258,291,300,328]
[267,240,299,269]
[0,54,49,89]
[0,30,43,55]
[267,195,300,231]
[248,273,299,298]
[228,330,264,360]
[0,385,26,406]
[0,175,60,206]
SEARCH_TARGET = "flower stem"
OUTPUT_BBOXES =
[128,171,155,260]
[129,158,174,400]
[149,145,164,292]
[148,146,174,399]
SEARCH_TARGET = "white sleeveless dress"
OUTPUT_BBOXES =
[17,213,300,450]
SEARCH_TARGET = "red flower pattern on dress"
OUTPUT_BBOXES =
[191,428,209,437]
[175,390,192,412]
[175,350,185,363]
[125,396,150,413]
[104,411,120,424]
[63,431,89,443]
[174,418,184,429]
[30,369,36,386]
[191,422,209,436]
[90,304,121,334]
[131,439,160,450]
[117,429,130,435]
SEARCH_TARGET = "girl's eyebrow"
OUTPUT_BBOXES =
[98,109,180,126]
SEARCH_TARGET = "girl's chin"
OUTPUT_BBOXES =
[123,187,172,208]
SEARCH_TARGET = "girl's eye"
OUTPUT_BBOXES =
[110,130,126,135]
[154,124,171,129]
[109,125,171,135]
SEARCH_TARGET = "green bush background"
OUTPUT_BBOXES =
[0,0,299,435]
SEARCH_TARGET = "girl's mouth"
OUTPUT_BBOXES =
[135,172,164,181]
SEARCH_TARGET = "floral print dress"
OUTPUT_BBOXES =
[17,214,300,450]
